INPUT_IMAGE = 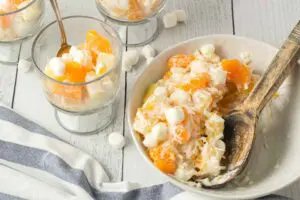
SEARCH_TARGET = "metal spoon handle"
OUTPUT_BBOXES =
[243,21,300,113]
[50,0,67,45]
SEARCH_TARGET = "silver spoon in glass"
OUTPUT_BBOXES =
[202,21,300,188]
[50,0,71,57]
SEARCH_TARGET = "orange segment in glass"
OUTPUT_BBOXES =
[149,145,177,174]
[221,59,251,85]
[65,61,86,83]
[52,84,85,101]
[167,54,194,68]
[86,30,112,55]
[0,10,11,29]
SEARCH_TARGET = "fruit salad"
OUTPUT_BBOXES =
[43,30,119,112]
[133,44,257,184]
[99,0,162,21]
[0,0,43,41]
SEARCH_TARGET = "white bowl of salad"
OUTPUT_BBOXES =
[127,35,300,199]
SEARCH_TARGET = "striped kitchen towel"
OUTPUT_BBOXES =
[0,105,292,200]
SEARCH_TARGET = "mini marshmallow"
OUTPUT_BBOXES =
[143,134,158,148]
[48,57,65,76]
[170,89,191,105]
[85,72,105,97]
[173,10,186,22]
[165,107,185,124]
[151,122,168,141]
[97,52,116,72]
[163,12,177,29]
[122,50,140,72]
[141,45,155,58]
[61,53,73,62]
[18,59,32,73]
[200,44,215,57]
[189,60,208,74]
[153,86,168,96]
[240,52,252,64]
[209,67,227,86]
[146,57,154,65]
[108,132,126,149]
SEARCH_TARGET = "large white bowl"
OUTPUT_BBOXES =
[127,35,300,199]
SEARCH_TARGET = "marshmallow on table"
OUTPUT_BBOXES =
[108,132,126,149]
[146,57,154,65]
[122,50,140,72]
[141,45,156,58]
[173,10,187,22]
[163,12,177,29]
[18,59,32,73]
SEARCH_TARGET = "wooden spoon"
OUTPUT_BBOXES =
[203,21,300,188]
[50,0,71,57]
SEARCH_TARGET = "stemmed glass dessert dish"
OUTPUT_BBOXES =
[95,0,167,47]
[32,16,122,134]
[0,0,45,64]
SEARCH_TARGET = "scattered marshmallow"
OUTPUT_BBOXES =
[18,59,32,73]
[122,50,140,72]
[240,52,252,64]
[146,57,154,65]
[141,45,156,58]
[163,12,177,29]
[173,10,187,22]
[108,132,125,149]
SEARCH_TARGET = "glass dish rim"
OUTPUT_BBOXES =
[95,0,168,25]
[32,15,123,87]
[0,0,40,16]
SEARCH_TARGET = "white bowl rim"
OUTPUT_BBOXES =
[127,34,300,199]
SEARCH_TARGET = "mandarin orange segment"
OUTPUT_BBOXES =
[86,30,112,55]
[0,11,11,29]
[13,0,25,5]
[167,54,194,68]
[149,145,177,174]
[221,59,251,85]
[65,61,86,83]
[179,73,210,92]
[52,84,85,101]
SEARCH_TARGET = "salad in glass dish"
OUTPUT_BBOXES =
[43,29,119,113]
[0,0,44,42]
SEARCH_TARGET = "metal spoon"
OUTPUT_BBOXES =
[203,21,300,188]
[50,0,71,57]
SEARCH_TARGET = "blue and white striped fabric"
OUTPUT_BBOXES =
[0,105,292,200]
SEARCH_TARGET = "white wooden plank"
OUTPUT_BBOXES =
[124,0,233,186]
[233,0,300,199]
[13,0,125,181]
[0,66,17,107]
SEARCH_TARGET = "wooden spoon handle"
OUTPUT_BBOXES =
[243,21,300,113]
[50,0,67,45]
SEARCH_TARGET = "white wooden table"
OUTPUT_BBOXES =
[1,0,300,199]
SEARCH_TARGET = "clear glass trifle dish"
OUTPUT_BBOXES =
[0,0,45,64]
[95,0,167,47]
[32,16,123,135]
